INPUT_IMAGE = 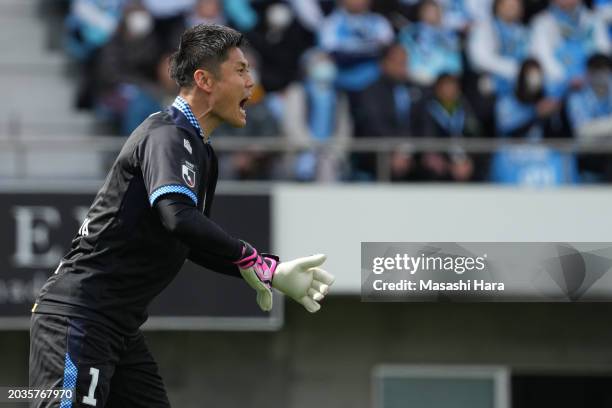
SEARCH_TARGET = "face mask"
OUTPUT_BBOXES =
[126,11,153,37]
[525,70,543,92]
[309,62,337,83]
[266,4,293,31]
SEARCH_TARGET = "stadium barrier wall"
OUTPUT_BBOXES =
[0,184,281,330]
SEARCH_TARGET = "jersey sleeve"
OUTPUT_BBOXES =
[187,249,241,279]
[137,127,201,207]
[154,194,243,260]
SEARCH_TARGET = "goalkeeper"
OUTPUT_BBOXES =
[29,24,334,408]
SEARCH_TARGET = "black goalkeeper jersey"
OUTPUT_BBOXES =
[34,105,219,334]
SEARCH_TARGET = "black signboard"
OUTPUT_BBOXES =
[0,189,281,330]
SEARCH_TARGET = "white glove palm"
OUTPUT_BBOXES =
[272,254,335,313]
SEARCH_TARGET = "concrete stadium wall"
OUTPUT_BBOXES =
[5,299,612,408]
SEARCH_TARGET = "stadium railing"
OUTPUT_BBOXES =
[1,135,612,181]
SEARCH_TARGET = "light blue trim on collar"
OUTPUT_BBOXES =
[172,96,207,141]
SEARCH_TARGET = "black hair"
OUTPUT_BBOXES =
[169,24,244,88]
[434,72,460,87]
[515,58,544,104]
[492,0,501,16]
[587,53,612,71]
[418,0,440,15]
[492,0,505,16]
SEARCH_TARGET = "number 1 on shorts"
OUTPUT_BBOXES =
[83,367,99,406]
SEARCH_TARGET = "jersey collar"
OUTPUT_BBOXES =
[172,96,208,142]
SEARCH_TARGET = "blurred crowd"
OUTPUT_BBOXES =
[55,0,612,184]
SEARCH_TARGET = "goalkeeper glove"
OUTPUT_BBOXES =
[234,241,335,313]
[234,241,278,311]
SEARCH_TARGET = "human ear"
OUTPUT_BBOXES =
[194,69,215,92]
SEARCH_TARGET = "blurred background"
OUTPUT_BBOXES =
[1,0,612,407]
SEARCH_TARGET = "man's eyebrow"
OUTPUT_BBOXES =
[236,61,249,69]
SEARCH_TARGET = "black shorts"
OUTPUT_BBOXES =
[29,313,171,408]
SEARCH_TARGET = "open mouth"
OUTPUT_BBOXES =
[239,97,249,117]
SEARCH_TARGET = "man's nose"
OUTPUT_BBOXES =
[245,72,255,88]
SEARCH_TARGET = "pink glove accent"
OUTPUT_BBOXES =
[233,242,279,286]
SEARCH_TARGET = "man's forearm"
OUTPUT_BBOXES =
[187,249,241,278]
[155,194,243,261]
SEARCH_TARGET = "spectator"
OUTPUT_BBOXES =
[246,2,315,92]
[371,0,425,31]
[420,73,480,137]
[567,54,612,138]
[142,0,193,51]
[186,0,226,27]
[156,53,179,106]
[374,0,489,28]
[437,0,474,33]
[495,59,561,139]
[94,4,164,135]
[468,0,530,95]
[351,43,424,181]
[319,0,394,93]
[522,0,550,22]
[491,59,578,186]
[65,0,126,108]
[593,0,612,40]
[65,0,125,60]
[417,73,480,181]
[287,0,327,33]
[463,0,495,23]
[354,44,423,137]
[531,0,611,98]
[567,54,612,181]
[142,0,195,18]
[399,0,462,86]
[224,0,258,31]
[281,49,352,182]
